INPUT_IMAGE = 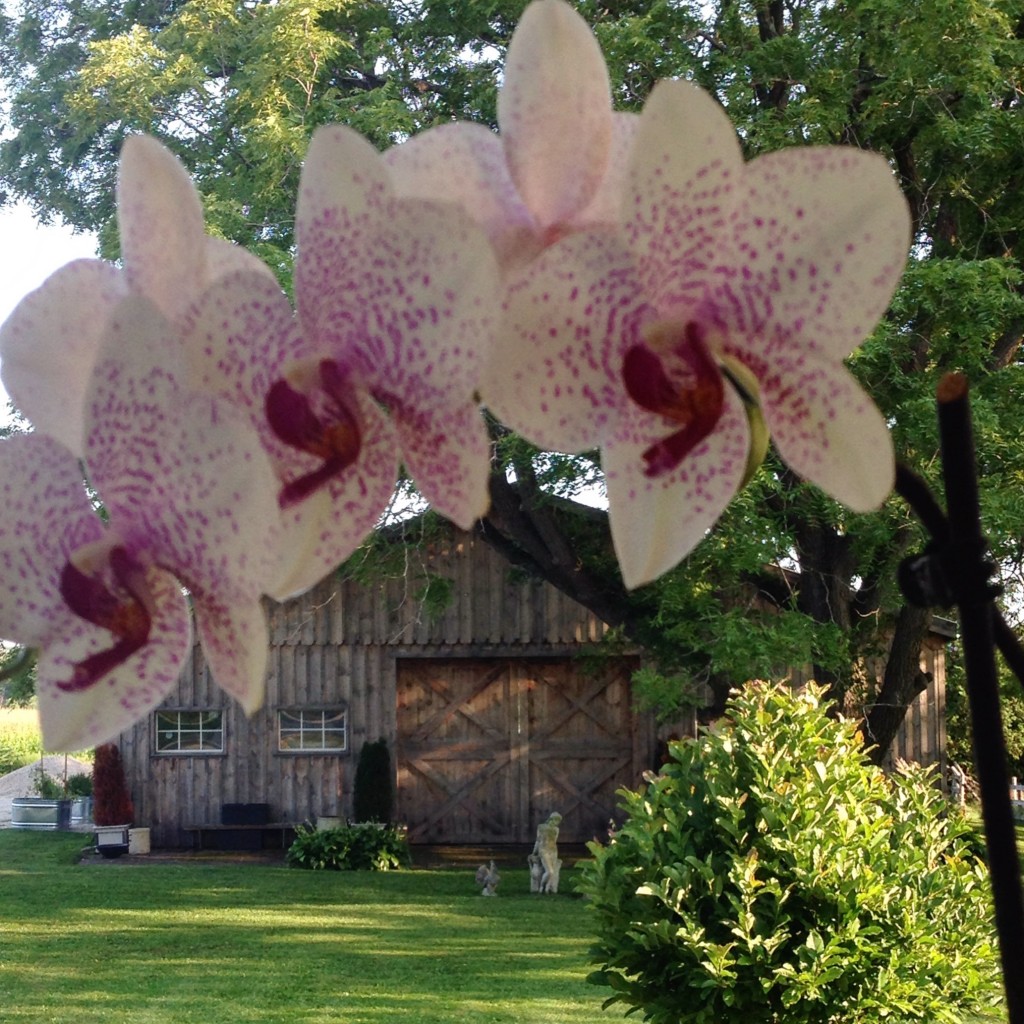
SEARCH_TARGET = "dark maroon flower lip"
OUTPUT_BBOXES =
[57,546,152,693]
[266,359,362,507]
[622,322,725,477]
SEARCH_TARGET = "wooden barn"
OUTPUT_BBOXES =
[118,530,653,849]
[115,529,951,850]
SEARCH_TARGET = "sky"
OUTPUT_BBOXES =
[0,201,98,416]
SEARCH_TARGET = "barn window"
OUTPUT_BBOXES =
[154,710,225,754]
[278,708,348,753]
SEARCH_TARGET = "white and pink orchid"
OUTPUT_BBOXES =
[384,0,638,273]
[483,79,911,588]
[0,135,274,457]
[0,296,280,750]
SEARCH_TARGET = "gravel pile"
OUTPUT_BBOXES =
[0,755,93,824]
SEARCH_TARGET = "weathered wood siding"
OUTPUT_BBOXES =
[120,533,636,848]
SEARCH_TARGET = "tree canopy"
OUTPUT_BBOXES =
[3,0,1024,760]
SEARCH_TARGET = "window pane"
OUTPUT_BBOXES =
[277,709,347,752]
[154,710,224,754]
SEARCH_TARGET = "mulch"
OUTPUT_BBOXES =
[76,843,593,869]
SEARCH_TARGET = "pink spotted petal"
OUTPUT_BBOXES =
[117,135,206,323]
[0,434,104,647]
[0,260,125,454]
[720,147,911,362]
[384,122,538,269]
[484,230,650,453]
[604,382,750,589]
[296,124,393,274]
[37,565,192,751]
[85,295,281,614]
[625,79,743,314]
[498,0,613,229]
[395,402,491,530]
[296,143,499,404]
[181,270,308,460]
[573,112,642,228]
[269,396,399,601]
[761,354,894,512]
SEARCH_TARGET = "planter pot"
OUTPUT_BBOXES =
[70,797,94,827]
[316,815,342,831]
[94,824,131,858]
[11,797,72,831]
[128,827,151,855]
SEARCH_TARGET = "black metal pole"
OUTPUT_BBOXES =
[935,373,1024,1021]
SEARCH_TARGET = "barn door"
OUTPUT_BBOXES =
[395,657,644,844]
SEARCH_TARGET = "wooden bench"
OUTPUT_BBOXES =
[183,822,299,851]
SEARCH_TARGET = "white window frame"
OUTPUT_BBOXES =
[278,707,348,754]
[154,709,225,754]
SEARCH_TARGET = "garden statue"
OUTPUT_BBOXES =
[529,812,562,894]
[475,860,500,896]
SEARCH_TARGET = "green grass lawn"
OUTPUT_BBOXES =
[0,831,621,1024]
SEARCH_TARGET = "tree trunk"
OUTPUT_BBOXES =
[860,604,933,764]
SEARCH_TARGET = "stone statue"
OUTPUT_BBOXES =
[475,860,500,896]
[528,812,562,894]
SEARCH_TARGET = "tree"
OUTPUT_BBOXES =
[3,0,1024,761]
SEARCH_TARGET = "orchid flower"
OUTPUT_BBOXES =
[0,296,280,750]
[0,135,274,457]
[384,0,638,272]
[483,79,911,589]
[200,123,500,597]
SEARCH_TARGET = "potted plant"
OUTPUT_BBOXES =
[92,744,134,857]
[67,772,94,827]
[10,763,72,830]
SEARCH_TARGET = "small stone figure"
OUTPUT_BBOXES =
[529,811,562,894]
[475,860,500,896]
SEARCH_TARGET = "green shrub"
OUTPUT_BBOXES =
[31,770,65,798]
[353,737,394,823]
[578,681,1000,1024]
[65,772,93,797]
[286,822,408,871]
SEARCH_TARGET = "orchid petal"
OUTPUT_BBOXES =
[85,297,280,713]
[384,122,538,269]
[395,402,491,530]
[37,566,191,751]
[0,434,103,646]
[181,270,306,458]
[604,382,750,588]
[761,354,894,512]
[498,0,613,228]
[87,296,280,596]
[720,147,911,361]
[484,230,649,453]
[625,79,743,314]
[0,260,124,454]
[296,125,393,264]
[573,112,642,228]
[299,191,499,396]
[269,396,400,601]
[203,236,281,287]
[191,594,268,715]
[117,135,205,322]
[296,142,499,421]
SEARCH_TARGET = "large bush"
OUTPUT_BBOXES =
[579,682,999,1024]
